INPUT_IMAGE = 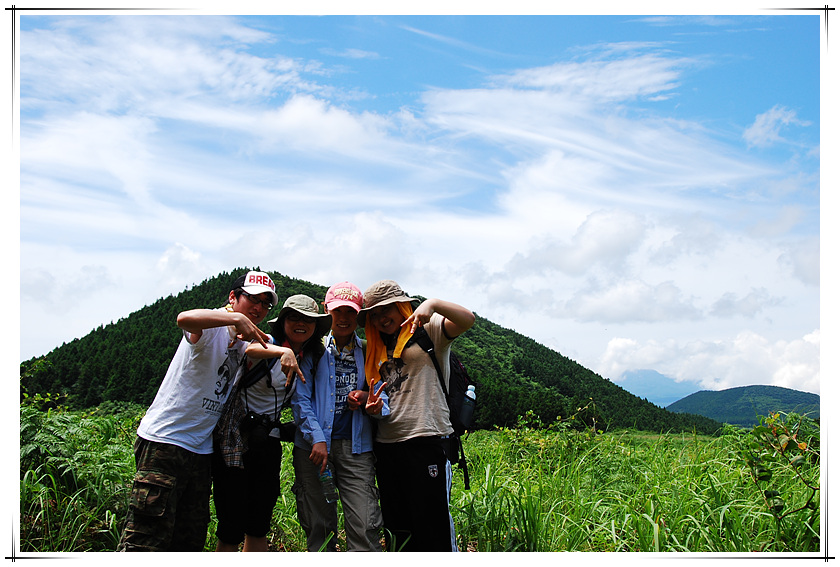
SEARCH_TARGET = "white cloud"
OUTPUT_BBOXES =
[565,279,701,323]
[156,244,205,290]
[743,105,810,148]
[596,329,820,395]
[650,215,722,264]
[710,288,781,318]
[507,209,648,276]
[778,237,820,287]
[16,14,820,408]
[495,53,691,102]
[320,47,380,59]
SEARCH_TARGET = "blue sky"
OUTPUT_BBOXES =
[11,5,828,399]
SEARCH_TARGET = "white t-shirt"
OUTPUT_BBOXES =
[138,315,247,454]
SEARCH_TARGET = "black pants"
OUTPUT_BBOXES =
[373,437,456,552]
[211,437,283,545]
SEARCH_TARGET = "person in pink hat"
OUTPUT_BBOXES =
[290,281,390,551]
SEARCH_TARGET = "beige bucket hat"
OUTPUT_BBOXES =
[356,280,420,327]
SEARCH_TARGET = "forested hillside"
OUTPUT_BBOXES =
[20,268,720,434]
[667,385,820,428]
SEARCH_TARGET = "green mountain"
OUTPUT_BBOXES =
[20,268,721,434]
[666,385,820,428]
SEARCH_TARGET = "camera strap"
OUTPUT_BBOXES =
[242,358,296,425]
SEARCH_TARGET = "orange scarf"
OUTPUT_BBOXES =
[364,302,415,389]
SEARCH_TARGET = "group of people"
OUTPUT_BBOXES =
[117,270,475,552]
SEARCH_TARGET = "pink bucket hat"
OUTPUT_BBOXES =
[324,281,364,313]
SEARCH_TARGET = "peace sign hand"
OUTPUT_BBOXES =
[365,381,386,415]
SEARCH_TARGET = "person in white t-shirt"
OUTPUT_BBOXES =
[119,270,292,552]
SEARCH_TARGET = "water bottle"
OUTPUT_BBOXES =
[319,464,339,504]
[459,385,476,429]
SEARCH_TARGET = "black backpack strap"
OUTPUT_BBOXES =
[411,328,469,485]
[454,435,470,489]
[240,357,279,389]
[410,327,447,396]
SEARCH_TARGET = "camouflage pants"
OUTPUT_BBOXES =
[118,437,212,552]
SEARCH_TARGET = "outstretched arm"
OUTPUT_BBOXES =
[245,342,305,385]
[401,298,475,338]
[177,309,271,347]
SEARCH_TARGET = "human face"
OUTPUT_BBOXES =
[328,305,358,345]
[368,302,406,336]
[230,290,271,324]
[284,313,316,351]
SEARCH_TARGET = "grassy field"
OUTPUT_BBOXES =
[19,403,820,553]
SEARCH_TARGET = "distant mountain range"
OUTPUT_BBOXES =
[666,385,820,428]
[616,369,701,408]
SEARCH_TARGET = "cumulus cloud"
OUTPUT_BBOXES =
[743,105,810,148]
[155,244,205,291]
[507,209,648,277]
[650,216,722,264]
[596,329,820,395]
[778,237,820,287]
[219,211,415,292]
[710,288,782,318]
[564,279,701,323]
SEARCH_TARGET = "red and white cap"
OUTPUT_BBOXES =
[324,281,363,313]
[233,270,278,307]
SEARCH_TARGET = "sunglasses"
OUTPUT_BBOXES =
[241,291,274,310]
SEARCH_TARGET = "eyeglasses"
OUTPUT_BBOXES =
[286,313,316,324]
[241,291,274,310]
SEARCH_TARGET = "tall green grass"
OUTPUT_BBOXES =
[450,419,820,552]
[20,403,138,551]
[19,404,820,553]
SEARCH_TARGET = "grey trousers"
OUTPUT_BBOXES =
[292,440,383,551]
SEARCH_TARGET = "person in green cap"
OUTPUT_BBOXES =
[212,294,330,552]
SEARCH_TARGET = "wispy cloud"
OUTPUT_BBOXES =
[493,53,690,101]
[743,105,811,148]
[400,24,507,57]
[320,47,380,59]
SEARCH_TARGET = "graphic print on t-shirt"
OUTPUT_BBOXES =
[380,357,409,396]
[333,355,356,418]
[214,346,242,400]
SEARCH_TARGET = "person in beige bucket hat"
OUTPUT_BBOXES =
[358,279,475,552]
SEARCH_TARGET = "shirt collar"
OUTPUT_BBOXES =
[327,332,357,355]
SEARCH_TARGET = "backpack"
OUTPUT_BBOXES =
[409,327,477,490]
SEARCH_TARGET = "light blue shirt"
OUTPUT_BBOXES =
[292,333,390,455]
